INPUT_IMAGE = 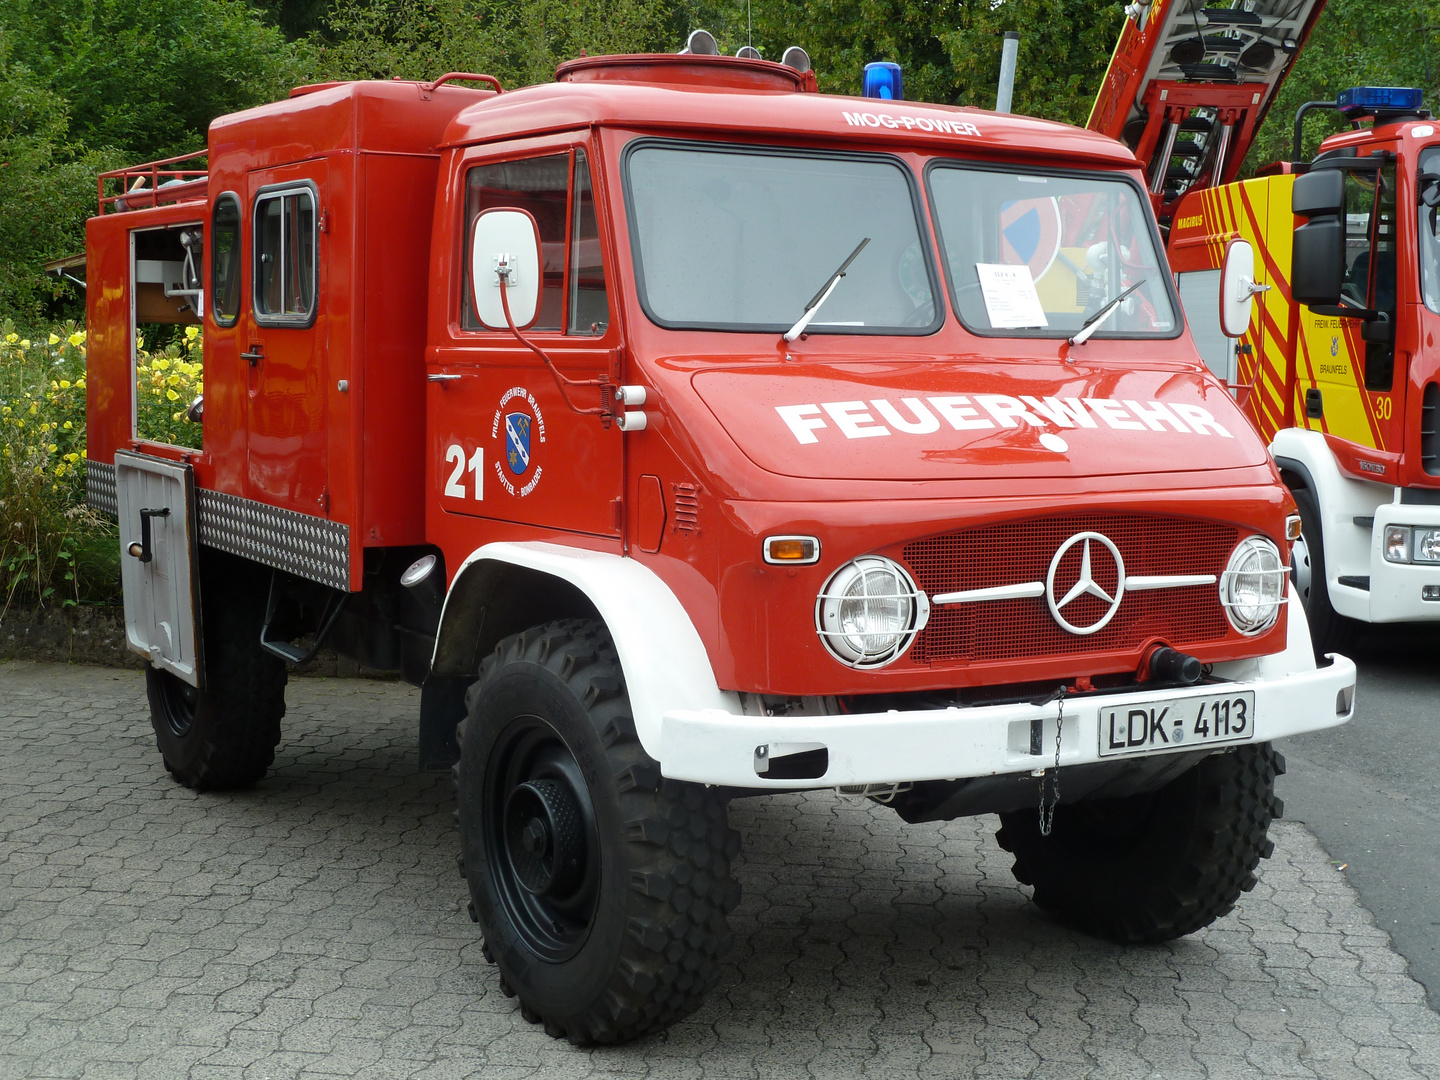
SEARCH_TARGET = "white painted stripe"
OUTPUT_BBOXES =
[1124,574,1217,591]
[932,582,1045,605]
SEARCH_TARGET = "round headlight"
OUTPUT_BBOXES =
[1220,535,1285,634]
[815,556,929,668]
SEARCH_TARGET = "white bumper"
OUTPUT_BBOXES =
[1363,501,1440,622]
[658,592,1357,789]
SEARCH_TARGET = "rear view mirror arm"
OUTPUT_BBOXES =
[494,261,613,423]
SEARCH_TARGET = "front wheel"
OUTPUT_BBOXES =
[995,744,1286,943]
[456,619,741,1044]
[1290,485,1354,658]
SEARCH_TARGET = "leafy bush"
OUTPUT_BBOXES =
[0,321,207,613]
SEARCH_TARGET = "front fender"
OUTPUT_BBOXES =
[432,542,739,760]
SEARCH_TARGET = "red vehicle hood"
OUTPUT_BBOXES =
[691,361,1268,482]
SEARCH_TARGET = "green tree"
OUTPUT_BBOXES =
[3,0,302,161]
[0,53,115,320]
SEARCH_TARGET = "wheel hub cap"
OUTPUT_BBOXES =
[504,779,585,897]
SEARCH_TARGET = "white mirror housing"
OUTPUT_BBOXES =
[470,208,542,330]
[1219,238,1265,338]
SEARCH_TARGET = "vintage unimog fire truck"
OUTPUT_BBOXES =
[86,36,1355,1043]
[1088,0,1440,653]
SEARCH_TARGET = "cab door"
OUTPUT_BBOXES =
[431,145,621,536]
[242,161,329,511]
[1300,152,1402,453]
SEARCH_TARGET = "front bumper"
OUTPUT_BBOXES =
[1359,501,1440,622]
[658,593,1356,789]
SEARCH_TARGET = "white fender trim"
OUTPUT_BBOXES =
[440,542,739,759]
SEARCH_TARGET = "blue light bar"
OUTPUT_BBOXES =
[1337,86,1424,118]
[863,62,904,101]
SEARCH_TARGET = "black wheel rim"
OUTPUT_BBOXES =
[157,672,199,738]
[484,715,602,962]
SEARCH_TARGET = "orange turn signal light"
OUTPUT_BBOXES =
[1286,514,1302,542]
[763,535,820,565]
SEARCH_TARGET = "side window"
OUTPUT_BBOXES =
[463,155,568,330]
[569,150,609,335]
[211,194,241,326]
[254,185,316,324]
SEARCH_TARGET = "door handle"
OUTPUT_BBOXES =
[127,506,171,563]
[241,347,264,367]
[428,373,463,382]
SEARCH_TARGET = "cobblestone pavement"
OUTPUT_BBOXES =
[3,661,1438,1080]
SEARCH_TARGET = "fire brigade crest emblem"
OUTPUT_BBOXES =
[505,413,531,475]
[491,387,546,497]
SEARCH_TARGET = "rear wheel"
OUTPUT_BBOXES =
[456,619,741,1044]
[1290,485,1354,658]
[146,550,286,790]
[995,744,1285,943]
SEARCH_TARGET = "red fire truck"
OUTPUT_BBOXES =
[1089,0,1440,653]
[86,37,1355,1043]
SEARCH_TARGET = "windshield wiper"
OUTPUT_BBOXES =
[784,237,870,342]
[1068,278,1146,346]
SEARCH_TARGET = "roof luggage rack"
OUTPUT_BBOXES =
[98,149,208,215]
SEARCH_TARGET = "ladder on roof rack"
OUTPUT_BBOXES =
[98,149,209,215]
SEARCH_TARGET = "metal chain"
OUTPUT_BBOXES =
[1038,687,1065,837]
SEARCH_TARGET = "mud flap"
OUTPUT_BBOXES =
[115,450,203,687]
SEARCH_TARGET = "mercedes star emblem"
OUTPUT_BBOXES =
[1046,531,1126,635]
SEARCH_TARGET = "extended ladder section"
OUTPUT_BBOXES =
[1088,0,1328,223]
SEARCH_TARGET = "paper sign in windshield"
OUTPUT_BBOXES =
[976,263,1048,329]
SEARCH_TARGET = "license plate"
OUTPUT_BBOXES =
[1098,691,1256,758]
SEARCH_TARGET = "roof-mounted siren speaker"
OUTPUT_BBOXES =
[781,46,811,73]
[735,45,761,59]
[680,29,719,56]
[863,61,903,101]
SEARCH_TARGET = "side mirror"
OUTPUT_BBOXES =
[470,208,541,330]
[1291,169,1345,307]
[1219,239,1266,338]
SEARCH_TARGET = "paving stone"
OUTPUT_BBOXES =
[2,661,1438,1079]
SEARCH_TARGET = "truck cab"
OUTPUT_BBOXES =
[1169,87,1440,649]
[86,46,1355,1045]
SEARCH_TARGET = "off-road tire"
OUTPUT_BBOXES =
[145,549,286,790]
[1291,485,1354,658]
[455,619,741,1044]
[995,744,1286,943]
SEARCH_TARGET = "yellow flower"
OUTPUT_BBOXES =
[152,358,170,371]
[75,378,85,389]
[4,332,15,343]
[136,334,145,349]
[27,403,37,416]
[165,389,179,401]
[19,339,30,348]
[172,411,185,422]
[68,331,85,347]
[47,443,57,452]
[184,326,200,340]
[166,374,181,386]
[80,449,87,458]
[63,421,72,430]
[48,333,60,345]
[59,380,70,389]
[64,452,79,463]
[55,464,67,477]
[39,423,50,433]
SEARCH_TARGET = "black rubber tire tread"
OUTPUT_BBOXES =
[995,743,1286,944]
[456,619,741,1045]
[1291,485,1354,659]
[145,549,286,791]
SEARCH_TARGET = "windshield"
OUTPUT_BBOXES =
[624,143,940,334]
[927,164,1177,338]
